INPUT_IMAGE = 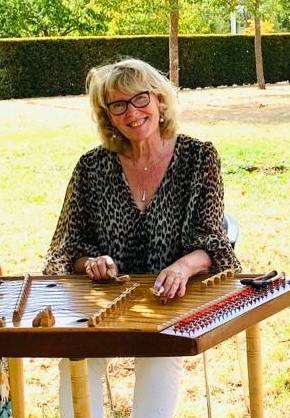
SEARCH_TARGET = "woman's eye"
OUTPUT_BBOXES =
[112,102,125,111]
[134,94,147,104]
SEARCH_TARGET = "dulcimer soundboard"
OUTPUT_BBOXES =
[0,270,289,358]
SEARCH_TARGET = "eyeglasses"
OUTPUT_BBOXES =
[106,91,150,116]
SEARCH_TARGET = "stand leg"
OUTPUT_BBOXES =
[7,358,25,418]
[246,323,264,418]
[70,358,92,418]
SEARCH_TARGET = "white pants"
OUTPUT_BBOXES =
[59,357,183,418]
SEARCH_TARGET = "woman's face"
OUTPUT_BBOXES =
[107,90,161,144]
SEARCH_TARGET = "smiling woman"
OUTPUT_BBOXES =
[86,58,178,154]
[43,58,240,418]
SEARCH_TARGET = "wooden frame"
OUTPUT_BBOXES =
[1,272,289,417]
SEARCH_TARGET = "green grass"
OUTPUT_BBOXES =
[1,87,290,417]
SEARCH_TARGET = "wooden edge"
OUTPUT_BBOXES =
[192,291,290,354]
[0,272,281,281]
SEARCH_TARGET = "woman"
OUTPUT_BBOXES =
[44,58,240,418]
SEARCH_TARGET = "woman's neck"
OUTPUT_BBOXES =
[123,136,175,168]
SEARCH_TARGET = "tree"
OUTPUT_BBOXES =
[253,1,266,89]
[168,0,180,86]
[0,0,108,37]
[2,0,289,38]
[204,0,266,88]
[237,0,265,88]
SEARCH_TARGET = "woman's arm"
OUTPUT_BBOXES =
[43,156,90,274]
[182,141,241,273]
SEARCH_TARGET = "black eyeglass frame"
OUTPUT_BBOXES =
[106,91,151,116]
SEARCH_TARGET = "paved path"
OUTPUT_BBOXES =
[1,82,290,133]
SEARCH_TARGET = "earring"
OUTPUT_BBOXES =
[159,113,165,123]
[111,127,118,140]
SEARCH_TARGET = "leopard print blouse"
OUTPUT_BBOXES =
[43,134,241,274]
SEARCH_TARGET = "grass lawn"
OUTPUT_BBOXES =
[0,84,290,417]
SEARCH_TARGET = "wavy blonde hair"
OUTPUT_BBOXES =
[86,58,178,153]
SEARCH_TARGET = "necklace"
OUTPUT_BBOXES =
[141,167,149,202]
[119,138,176,208]
[139,151,171,204]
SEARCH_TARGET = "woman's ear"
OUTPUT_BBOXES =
[157,93,163,103]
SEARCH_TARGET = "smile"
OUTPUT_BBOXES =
[127,118,147,128]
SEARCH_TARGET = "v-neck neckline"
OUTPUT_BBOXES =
[114,136,180,215]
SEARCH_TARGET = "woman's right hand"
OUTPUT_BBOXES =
[84,255,118,280]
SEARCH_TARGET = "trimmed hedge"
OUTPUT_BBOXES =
[0,34,289,99]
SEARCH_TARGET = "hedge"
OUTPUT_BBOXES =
[0,34,289,99]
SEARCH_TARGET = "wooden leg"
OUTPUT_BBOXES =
[7,358,25,418]
[246,323,264,418]
[70,358,92,418]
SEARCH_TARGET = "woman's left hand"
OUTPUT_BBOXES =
[153,250,212,302]
[154,262,190,301]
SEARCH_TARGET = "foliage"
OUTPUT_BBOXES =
[0,0,108,37]
[1,34,290,99]
[0,0,289,38]
[243,19,275,34]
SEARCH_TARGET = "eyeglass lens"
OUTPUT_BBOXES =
[108,91,150,115]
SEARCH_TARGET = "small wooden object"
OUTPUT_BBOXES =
[0,316,6,327]
[13,273,32,322]
[88,283,140,327]
[201,269,234,288]
[32,305,55,327]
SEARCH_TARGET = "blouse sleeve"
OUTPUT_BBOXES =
[182,141,241,272]
[43,156,99,274]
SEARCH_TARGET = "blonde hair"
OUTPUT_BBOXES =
[86,58,178,153]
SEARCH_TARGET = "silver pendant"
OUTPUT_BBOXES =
[141,190,146,202]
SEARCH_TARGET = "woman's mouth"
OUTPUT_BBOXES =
[127,118,147,128]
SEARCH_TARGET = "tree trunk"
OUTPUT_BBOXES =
[169,0,179,87]
[254,6,265,89]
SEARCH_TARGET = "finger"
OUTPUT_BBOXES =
[104,255,115,269]
[178,278,188,297]
[160,271,176,296]
[107,267,117,277]
[85,258,104,280]
[85,263,96,280]
[166,279,181,299]
[90,260,103,279]
[105,258,118,277]
[95,258,108,279]
[154,271,168,290]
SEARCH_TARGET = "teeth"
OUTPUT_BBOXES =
[129,119,145,127]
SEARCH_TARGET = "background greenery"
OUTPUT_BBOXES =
[0,84,289,416]
[1,34,290,99]
[0,0,290,38]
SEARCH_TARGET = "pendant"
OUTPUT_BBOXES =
[141,190,146,202]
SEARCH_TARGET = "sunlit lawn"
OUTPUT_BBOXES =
[0,85,289,417]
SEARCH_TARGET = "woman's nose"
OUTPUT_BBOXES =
[125,102,139,115]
